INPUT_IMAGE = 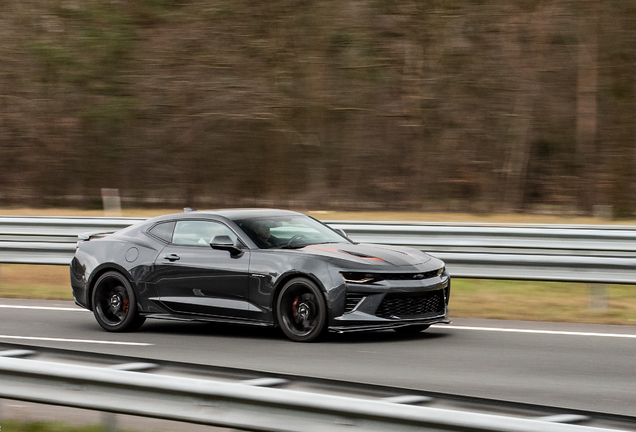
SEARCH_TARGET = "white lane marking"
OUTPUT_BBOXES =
[432,324,636,339]
[3,305,633,340]
[0,305,89,312]
[0,335,152,346]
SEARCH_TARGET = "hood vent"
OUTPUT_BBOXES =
[339,250,385,261]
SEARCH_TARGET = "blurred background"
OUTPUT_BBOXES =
[0,0,634,217]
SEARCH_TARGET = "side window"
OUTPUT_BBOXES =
[147,221,175,243]
[172,220,239,247]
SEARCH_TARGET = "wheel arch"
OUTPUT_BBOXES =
[271,271,329,328]
[86,263,136,311]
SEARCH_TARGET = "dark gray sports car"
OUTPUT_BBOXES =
[71,209,450,342]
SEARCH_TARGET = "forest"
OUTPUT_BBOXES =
[1,0,634,216]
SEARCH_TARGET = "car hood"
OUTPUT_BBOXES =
[299,243,432,267]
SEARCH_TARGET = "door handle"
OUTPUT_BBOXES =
[163,254,180,262]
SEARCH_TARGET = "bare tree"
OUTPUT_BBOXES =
[576,0,599,214]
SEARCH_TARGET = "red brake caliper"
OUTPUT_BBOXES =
[123,299,129,313]
[292,297,299,322]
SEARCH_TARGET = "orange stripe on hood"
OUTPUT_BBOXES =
[305,245,386,262]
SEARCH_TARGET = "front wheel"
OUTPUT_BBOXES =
[276,278,327,342]
[91,271,145,332]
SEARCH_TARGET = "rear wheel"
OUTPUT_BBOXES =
[276,278,327,342]
[91,271,145,332]
[393,325,430,334]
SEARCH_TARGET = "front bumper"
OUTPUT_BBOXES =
[328,275,451,333]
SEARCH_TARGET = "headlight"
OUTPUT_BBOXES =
[437,267,445,277]
[341,272,383,284]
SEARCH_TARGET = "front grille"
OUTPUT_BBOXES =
[345,293,365,313]
[376,290,445,319]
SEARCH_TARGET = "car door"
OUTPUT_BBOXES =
[153,219,251,319]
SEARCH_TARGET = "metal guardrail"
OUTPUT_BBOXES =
[0,216,144,265]
[0,355,625,432]
[329,222,636,284]
[0,216,144,242]
[1,216,635,283]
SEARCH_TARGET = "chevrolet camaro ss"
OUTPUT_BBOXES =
[71,209,450,342]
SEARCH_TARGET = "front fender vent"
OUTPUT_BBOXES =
[344,293,366,313]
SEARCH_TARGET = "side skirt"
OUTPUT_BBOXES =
[143,313,273,327]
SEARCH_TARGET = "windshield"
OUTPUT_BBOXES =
[235,215,349,249]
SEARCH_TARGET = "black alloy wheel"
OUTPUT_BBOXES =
[393,324,430,334]
[276,277,327,342]
[91,271,145,332]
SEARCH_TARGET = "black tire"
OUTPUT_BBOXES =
[91,271,145,332]
[276,277,327,342]
[393,325,430,334]
[128,313,147,332]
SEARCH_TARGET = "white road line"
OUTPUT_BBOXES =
[0,335,152,346]
[3,304,634,340]
[432,324,636,339]
[0,305,89,312]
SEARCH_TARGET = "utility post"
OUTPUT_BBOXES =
[589,283,607,312]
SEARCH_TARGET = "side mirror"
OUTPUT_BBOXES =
[335,228,348,239]
[210,235,243,257]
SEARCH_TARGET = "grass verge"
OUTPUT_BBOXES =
[0,265,71,300]
[450,279,636,325]
[2,207,636,225]
[1,264,635,325]
[0,420,122,432]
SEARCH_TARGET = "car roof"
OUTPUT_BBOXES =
[148,208,304,223]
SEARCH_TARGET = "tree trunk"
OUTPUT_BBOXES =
[576,2,599,214]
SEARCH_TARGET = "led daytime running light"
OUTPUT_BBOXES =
[341,273,380,284]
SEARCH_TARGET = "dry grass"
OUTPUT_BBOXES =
[1,420,112,432]
[0,207,179,217]
[306,211,636,225]
[2,207,636,225]
[2,264,636,325]
[450,279,636,325]
[0,264,71,300]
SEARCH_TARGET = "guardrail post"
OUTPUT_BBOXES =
[101,188,122,217]
[589,283,607,311]
[102,412,118,432]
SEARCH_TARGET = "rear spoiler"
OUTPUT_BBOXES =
[78,231,117,241]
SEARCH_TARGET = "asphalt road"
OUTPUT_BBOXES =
[1,298,635,417]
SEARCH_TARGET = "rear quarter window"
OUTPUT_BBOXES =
[147,221,176,243]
